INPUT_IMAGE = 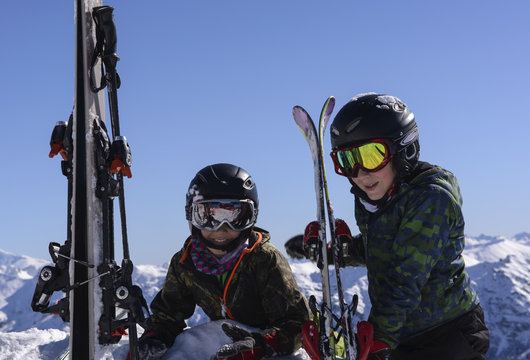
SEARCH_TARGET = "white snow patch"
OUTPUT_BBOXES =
[0,328,68,360]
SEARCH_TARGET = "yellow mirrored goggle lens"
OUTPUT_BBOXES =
[336,142,387,172]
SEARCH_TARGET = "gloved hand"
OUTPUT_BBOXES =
[356,321,391,360]
[135,331,168,360]
[284,220,357,266]
[303,219,356,267]
[215,322,278,360]
[334,219,353,267]
[303,221,322,263]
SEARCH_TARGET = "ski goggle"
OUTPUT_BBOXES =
[330,139,392,177]
[190,199,257,232]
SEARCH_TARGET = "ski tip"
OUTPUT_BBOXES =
[325,96,336,115]
[292,105,305,115]
[292,105,311,122]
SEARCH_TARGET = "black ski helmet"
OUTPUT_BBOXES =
[185,163,259,250]
[330,93,420,180]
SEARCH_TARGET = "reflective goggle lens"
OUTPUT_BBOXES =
[332,141,390,177]
[191,199,256,231]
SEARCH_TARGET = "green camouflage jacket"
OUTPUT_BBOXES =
[148,227,310,355]
[343,162,479,349]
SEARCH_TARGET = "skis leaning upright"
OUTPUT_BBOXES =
[293,97,358,360]
[31,2,147,359]
[318,99,358,359]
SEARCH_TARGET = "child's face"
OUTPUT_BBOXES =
[351,161,397,201]
[201,225,241,250]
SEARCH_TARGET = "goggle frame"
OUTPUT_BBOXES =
[190,198,257,232]
[330,139,393,177]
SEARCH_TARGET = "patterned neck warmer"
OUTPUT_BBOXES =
[190,236,249,275]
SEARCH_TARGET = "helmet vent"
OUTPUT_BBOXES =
[400,128,419,146]
[345,118,361,133]
[243,178,254,190]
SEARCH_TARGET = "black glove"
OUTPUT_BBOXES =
[215,322,278,360]
[136,331,168,360]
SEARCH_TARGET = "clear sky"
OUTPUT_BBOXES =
[1,1,529,266]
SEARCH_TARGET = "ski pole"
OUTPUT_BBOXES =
[92,6,138,359]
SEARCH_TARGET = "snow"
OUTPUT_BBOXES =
[464,234,530,265]
[167,320,309,360]
[1,233,530,359]
[0,328,68,360]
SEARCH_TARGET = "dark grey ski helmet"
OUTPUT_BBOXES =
[330,93,420,179]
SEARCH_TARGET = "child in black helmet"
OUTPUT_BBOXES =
[289,93,489,360]
[138,163,310,360]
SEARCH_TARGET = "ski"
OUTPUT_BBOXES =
[293,97,358,360]
[318,100,357,359]
[293,99,335,359]
[70,1,105,357]
[31,2,147,359]
[56,347,70,360]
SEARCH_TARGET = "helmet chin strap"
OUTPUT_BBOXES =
[192,226,251,252]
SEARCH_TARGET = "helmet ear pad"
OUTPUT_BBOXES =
[392,139,420,181]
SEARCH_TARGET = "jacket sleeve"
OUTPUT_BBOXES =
[369,185,461,348]
[148,252,197,347]
[256,245,311,355]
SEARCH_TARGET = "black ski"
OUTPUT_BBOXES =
[71,1,104,357]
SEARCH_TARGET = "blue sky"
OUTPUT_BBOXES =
[1,1,529,265]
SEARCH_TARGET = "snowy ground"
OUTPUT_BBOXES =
[0,321,309,360]
[1,233,530,359]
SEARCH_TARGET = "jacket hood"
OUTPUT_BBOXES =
[404,161,462,206]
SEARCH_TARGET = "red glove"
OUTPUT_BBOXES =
[304,219,355,267]
[334,219,353,267]
[356,321,391,360]
[215,322,278,360]
[303,221,322,263]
